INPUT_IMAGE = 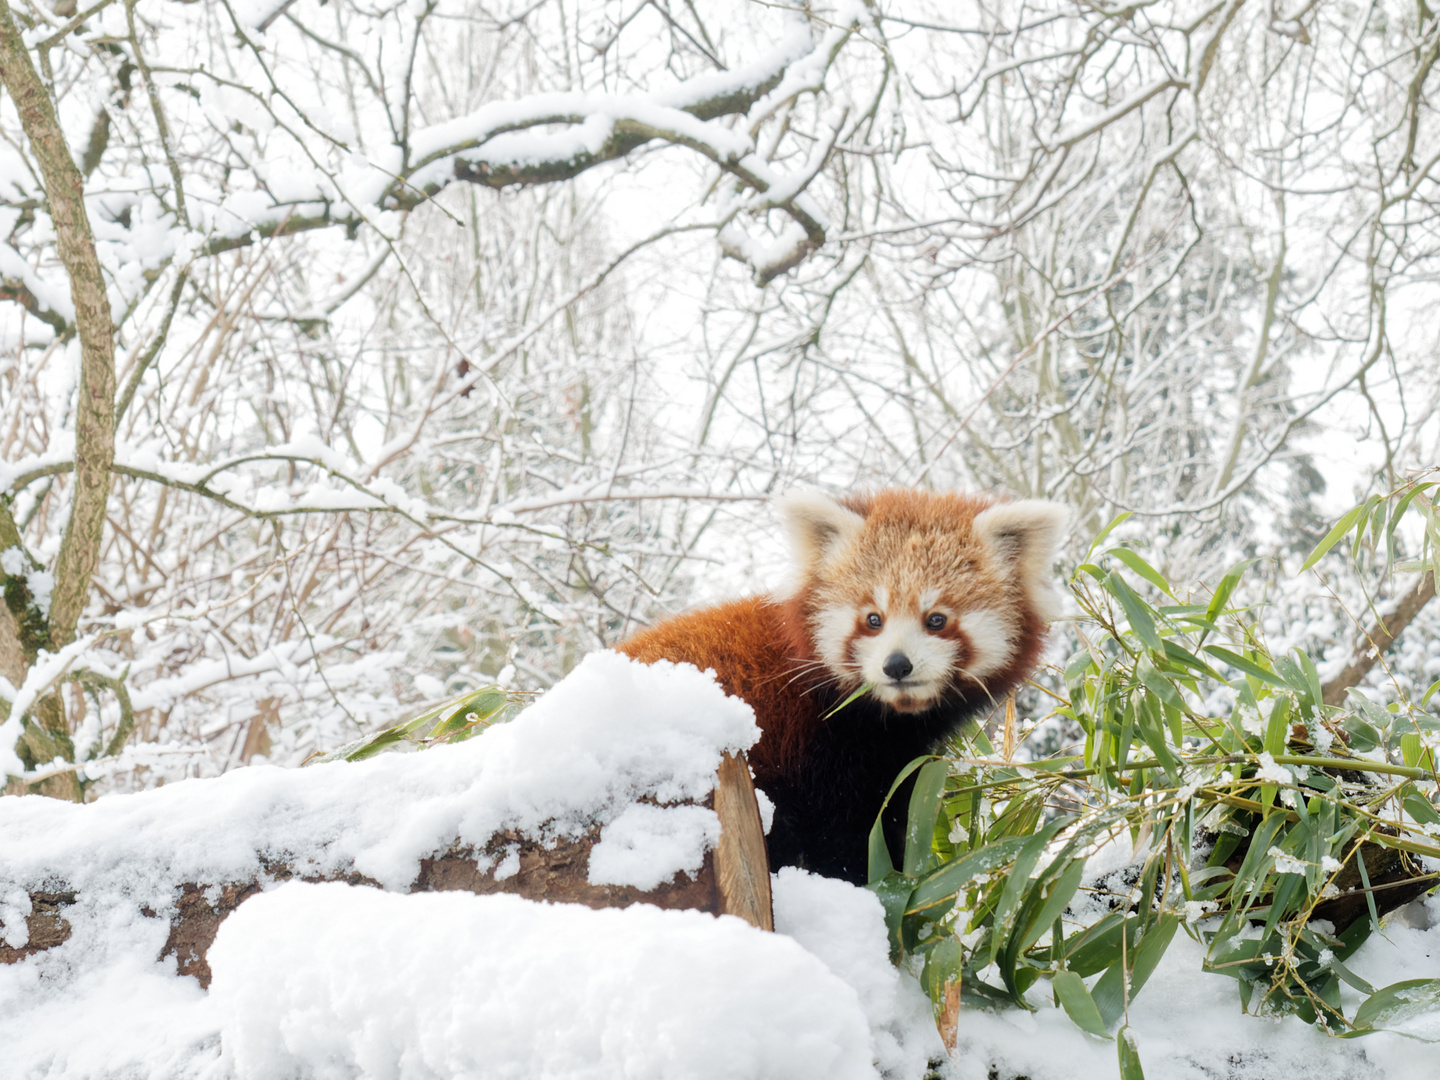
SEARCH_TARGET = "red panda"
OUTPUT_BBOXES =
[617,488,1067,884]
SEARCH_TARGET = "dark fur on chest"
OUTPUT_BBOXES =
[762,688,983,884]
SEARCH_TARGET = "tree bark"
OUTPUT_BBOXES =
[1321,572,1437,707]
[0,1,115,652]
[1,753,773,984]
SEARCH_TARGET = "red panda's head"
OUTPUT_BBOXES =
[778,489,1068,714]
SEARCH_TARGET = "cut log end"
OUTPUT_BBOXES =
[713,750,774,932]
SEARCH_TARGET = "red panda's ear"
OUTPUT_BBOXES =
[776,489,865,573]
[973,500,1069,621]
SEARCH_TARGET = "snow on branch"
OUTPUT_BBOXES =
[196,11,854,284]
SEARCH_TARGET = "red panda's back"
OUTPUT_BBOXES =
[615,596,821,785]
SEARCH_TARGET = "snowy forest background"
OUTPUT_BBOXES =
[1,0,1438,798]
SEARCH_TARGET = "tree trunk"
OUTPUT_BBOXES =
[0,0,116,653]
[1321,573,1437,707]
[0,4,118,799]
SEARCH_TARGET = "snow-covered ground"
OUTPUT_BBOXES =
[2,651,1439,1079]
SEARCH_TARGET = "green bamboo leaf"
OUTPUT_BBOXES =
[1206,558,1258,623]
[1107,548,1175,598]
[1059,914,1134,977]
[344,727,408,761]
[1085,511,1133,562]
[1202,646,1286,687]
[1353,978,1440,1031]
[1161,640,1225,679]
[430,687,508,739]
[1423,679,1440,707]
[1351,494,1384,562]
[1404,792,1440,826]
[989,817,1076,965]
[1263,697,1290,757]
[1384,484,1430,570]
[904,759,950,877]
[921,936,963,1003]
[824,681,876,719]
[1356,848,1381,933]
[867,756,934,883]
[1053,971,1110,1037]
[866,871,917,963]
[1226,814,1287,910]
[1117,1027,1146,1080]
[1016,858,1086,956]
[1133,691,1178,778]
[1136,656,1184,712]
[1092,915,1180,1027]
[1299,505,1365,572]
[1292,650,1326,714]
[1106,571,1164,653]
[907,835,1031,913]
[1400,734,1436,773]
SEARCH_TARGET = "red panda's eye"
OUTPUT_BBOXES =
[926,612,947,631]
[866,613,883,630]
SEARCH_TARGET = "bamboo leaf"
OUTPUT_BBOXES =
[430,687,508,739]
[866,872,917,963]
[1353,978,1440,1031]
[989,817,1076,965]
[1403,792,1440,826]
[824,681,876,720]
[1106,571,1164,652]
[1092,915,1179,1027]
[1085,512,1133,562]
[907,835,1031,913]
[1117,1026,1146,1079]
[1107,547,1175,598]
[1053,971,1110,1037]
[1136,656,1184,712]
[1299,505,1365,572]
[1423,679,1440,707]
[903,759,949,877]
[1206,558,1258,623]
[1017,858,1086,956]
[1202,646,1286,687]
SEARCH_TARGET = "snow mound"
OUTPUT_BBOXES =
[773,868,945,1079]
[210,880,881,1080]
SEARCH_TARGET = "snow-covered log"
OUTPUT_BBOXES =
[0,654,772,987]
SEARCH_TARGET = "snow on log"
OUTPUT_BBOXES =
[0,653,772,986]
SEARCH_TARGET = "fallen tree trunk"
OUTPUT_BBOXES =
[1,751,772,988]
[1321,572,1436,706]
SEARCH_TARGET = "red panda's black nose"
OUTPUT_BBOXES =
[883,653,913,680]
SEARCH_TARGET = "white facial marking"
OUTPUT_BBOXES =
[919,587,941,611]
[958,609,1016,679]
[873,585,889,614]
[813,605,857,676]
[853,613,959,710]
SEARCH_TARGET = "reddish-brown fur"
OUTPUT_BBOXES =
[617,488,1063,882]
[618,596,821,793]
